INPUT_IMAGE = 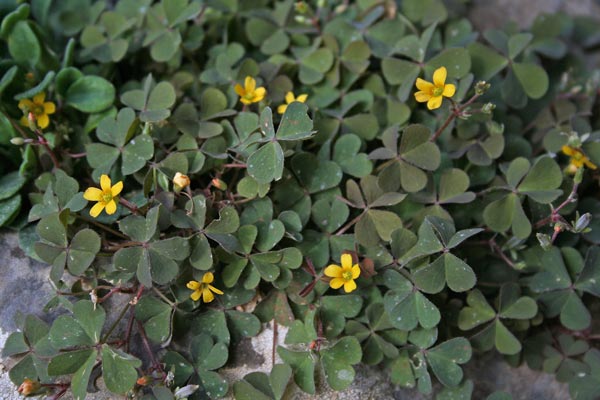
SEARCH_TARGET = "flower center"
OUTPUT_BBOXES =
[34,105,44,116]
[101,191,113,204]
[342,270,353,281]
[573,151,584,161]
[433,86,444,97]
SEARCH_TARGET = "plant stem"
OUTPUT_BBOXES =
[489,238,516,269]
[101,302,130,343]
[119,197,140,215]
[430,93,480,142]
[534,182,579,229]
[334,210,366,236]
[76,215,128,239]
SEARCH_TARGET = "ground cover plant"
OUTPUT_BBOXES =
[1,0,600,399]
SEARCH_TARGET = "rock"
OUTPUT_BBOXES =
[469,0,600,31]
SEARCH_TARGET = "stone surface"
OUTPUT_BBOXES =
[469,0,600,31]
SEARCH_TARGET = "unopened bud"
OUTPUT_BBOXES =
[136,376,152,386]
[475,81,491,95]
[575,212,592,232]
[294,15,309,24]
[25,72,35,83]
[173,172,190,192]
[536,233,552,251]
[27,112,36,131]
[211,178,227,191]
[481,102,496,114]
[175,384,200,399]
[295,1,308,13]
[513,261,527,270]
[17,378,40,395]
[10,137,24,145]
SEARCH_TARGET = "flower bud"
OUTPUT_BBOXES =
[475,81,491,95]
[536,233,552,251]
[136,376,152,386]
[10,137,24,145]
[481,102,496,114]
[211,178,227,191]
[17,378,40,395]
[575,212,592,232]
[173,172,190,192]
[295,1,308,13]
[175,384,200,399]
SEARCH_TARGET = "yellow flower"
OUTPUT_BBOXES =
[234,76,266,105]
[187,272,224,303]
[562,145,597,173]
[324,253,360,293]
[83,174,123,218]
[173,172,190,190]
[18,92,56,129]
[277,91,308,114]
[414,66,456,110]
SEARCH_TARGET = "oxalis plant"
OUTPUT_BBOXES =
[1,0,600,399]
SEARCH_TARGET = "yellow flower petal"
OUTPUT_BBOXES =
[414,91,431,103]
[324,264,342,278]
[415,78,434,92]
[285,91,295,104]
[427,96,443,110]
[561,145,576,156]
[351,264,360,279]
[330,277,345,289]
[111,181,123,197]
[240,97,253,105]
[433,67,447,87]
[202,272,214,283]
[100,174,111,191]
[20,116,29,127]
[584,159,597,170]
[190,290,201,301]
[83,187,103,201]
[18,99,34,111]
[187,281,201,290]
[202,288,215,303]
[296,94,308,103]
[341,253,353,269]
[343,279,357,293]
[44,102,56,115]
[105,199,117,215]
[89,202,105,218]
[37,114,49,129]
[244,76,256,92]
[208,284,224,295]
[234,83,246,97]
[253,87,266,102]
[277,104,288,114]
[443,84,456,98]
[33,92,45,105]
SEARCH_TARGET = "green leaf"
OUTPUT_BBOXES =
[8,20,40,67]
[68,229,101,276]
[0,171,26,201]
[458,290,496,330]
[276,102,314,141]
[512,62,549,99]
[101,345,141,394]
[0,194,21,227]
[48,349,95,375]
[426,337,471,387]
[205,206,239,234]
[66,76,116,113]
[277,347,315,394]
[508,33,533,59]
[70,350,97,400]
[321,336,362,390]
[73,300,105,343]
[517,156,562,203]
[50,315,93,348]
[426,48,471,79]
[333,134,373,178]
[247,142,284,184]
[494,319,522,355]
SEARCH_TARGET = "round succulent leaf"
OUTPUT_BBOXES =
[101,345,142,394]
[8,20,40,67]
[512,62,549,99]
[66,75,115,113]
